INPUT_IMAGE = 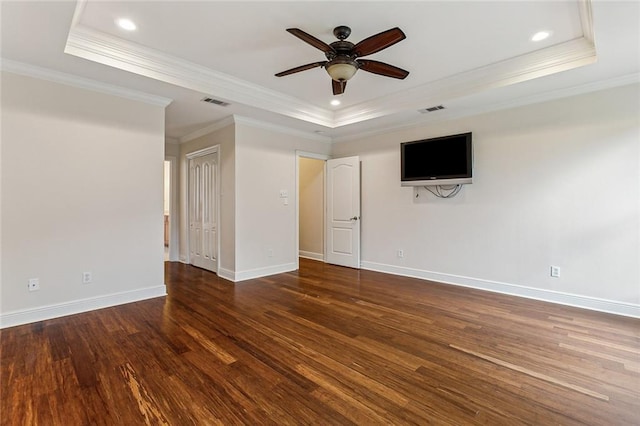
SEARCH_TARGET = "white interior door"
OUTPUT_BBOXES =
[189,153,217,272]
[325,156,360,268]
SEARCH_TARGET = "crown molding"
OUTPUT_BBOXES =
[0,58,173,107]
[578,0,595,43]
[69,0,87,27]
[179,116,236,144]
[64,0,596,130]
[179,114,332,144]
[332,73,639,144]
[232,115,332,143]
[65,25,334,127]
[333,37,596,127]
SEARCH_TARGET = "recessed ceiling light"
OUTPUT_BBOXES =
[531,31,551,42]
[330,99,341,106]
[116,18,137,31]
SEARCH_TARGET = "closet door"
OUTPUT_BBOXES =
[189,153,217,272]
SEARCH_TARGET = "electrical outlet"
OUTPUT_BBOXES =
[267,249,274,258]
[397,249,404,258]
[82,272,92,284]
[550,266,561,278]
[28,278,40,292]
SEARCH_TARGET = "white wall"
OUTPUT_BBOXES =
[1,72,167,327]
[179,124,236,274]
[173,119,331,281]
[234,122,331,279]
[3,71,635,326]
[165,140,180,158]
[299,157,324,259]
[332,84,640,315]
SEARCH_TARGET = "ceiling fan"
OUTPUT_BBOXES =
[275,25,409,95]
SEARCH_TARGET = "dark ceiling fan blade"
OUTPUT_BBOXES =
[353,27,406,57]
[286,28,335,53]
[357,59,409,79]
[275,61,327,77]
[332,79,346,95]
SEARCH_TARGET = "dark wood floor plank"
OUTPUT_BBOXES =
[2,259,639,424]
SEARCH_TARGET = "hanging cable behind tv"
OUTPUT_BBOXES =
[423,184,462,198]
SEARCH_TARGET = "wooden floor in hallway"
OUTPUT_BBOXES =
[2,259,639,425]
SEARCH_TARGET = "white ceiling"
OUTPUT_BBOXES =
[1,1,638,142]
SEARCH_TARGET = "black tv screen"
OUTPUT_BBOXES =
[401,132,472,186]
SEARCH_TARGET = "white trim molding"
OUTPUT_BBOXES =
[65,24,333,127]
[332,73,640,144]
[233,115,332,143]
[64,1,597,130]
[299,251,324,261]
[296,150,332,161]
[334,38,596,127]
[185,144,219,160]
[217,267,236,283]
[180,115,332,145]
[180,116,235,144]
[361,261,640,319]
[578,0,595,43]
[0,58,172,107]
[222,262,297,283]
[0,285,167,329]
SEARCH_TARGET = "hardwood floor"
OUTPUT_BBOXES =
[2,259,639,425]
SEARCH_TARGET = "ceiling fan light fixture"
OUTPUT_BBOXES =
[326,59,358,82]
[276,26,408,94]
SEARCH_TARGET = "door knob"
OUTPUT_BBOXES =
[350,216,359,221]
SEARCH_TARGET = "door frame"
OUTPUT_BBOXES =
[295,150,330,270]
[186,145,220,272]
[165,155,179,262]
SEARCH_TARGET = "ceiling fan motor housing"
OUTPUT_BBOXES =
[326,33,359,82]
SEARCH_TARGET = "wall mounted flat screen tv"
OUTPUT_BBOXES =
[401,132,472,186]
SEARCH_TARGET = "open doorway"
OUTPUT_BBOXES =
[164,156,179,262]
[299,157,325,260]
[296,152,362,271]
[296,151,329,269]
[164,160,171,261]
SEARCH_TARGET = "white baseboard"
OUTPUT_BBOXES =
[217,267,236,282]
[0,285,167,329]
[299,251,324,261]
[361,261,640,319]
[231,262,297,283]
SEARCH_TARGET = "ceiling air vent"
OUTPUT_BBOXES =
[418,105,445,114]
[201,96,230,107]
